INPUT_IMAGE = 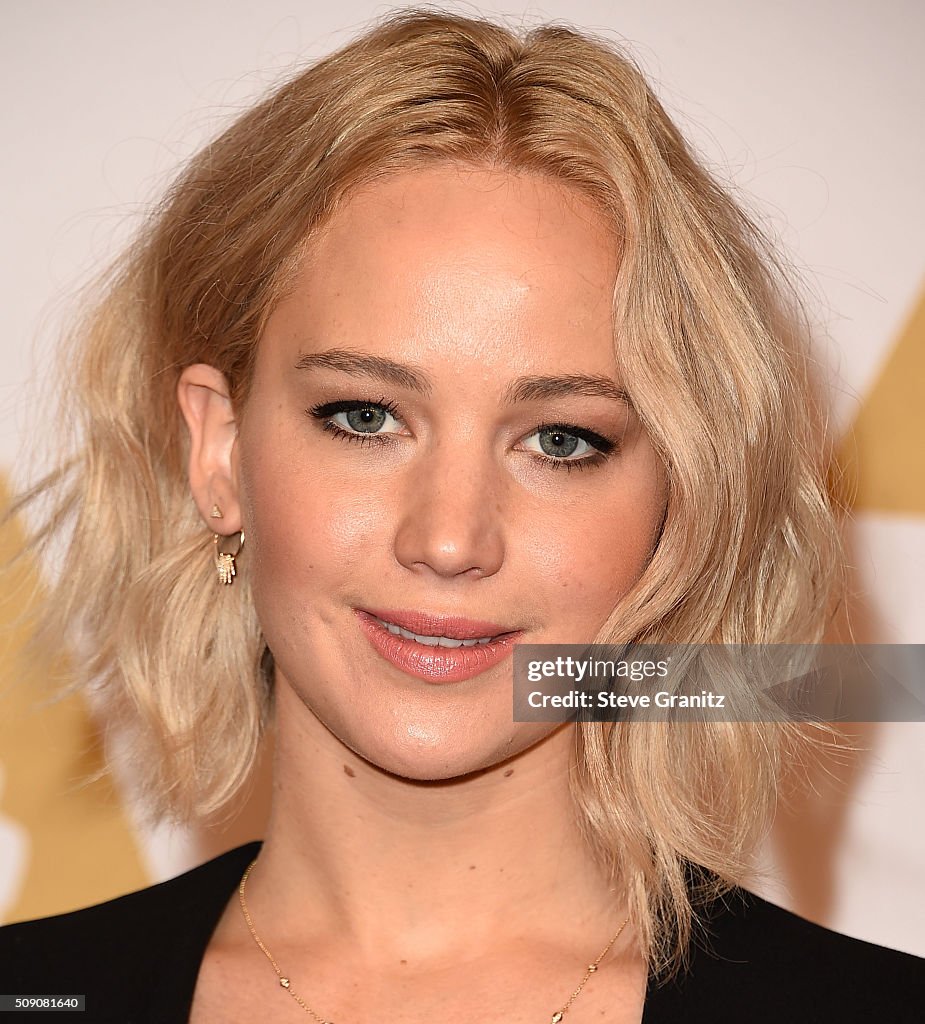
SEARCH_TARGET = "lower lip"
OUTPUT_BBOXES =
[355,611,520,683]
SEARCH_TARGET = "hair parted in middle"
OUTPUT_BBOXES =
[22,8,844,976]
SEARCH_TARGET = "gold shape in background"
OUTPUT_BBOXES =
[0,473,147,923]
[838,288,925,515]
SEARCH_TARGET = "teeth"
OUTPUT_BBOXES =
[375,616,496,647]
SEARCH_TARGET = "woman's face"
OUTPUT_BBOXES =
[234,165,667,779]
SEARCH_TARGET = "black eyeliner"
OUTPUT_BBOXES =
[308,396,401,419]
[535,422,617,455]
[305,400,618,472]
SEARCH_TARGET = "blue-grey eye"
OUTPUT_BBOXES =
[342,406,389,433]
[324,404,404,435]
[524,426,592,460]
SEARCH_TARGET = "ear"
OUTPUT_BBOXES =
[176,364,243,533]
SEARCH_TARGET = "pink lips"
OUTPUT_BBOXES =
[356,608,521,683]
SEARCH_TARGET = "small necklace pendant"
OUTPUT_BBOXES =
[551,1013,564,1023]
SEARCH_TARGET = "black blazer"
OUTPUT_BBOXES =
[1,841,922,1022]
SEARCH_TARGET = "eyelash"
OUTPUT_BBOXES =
[309,397,403,449]
[306,399,617,473]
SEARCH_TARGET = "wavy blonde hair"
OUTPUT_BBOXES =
[11,9,844,976]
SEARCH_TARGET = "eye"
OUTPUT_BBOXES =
[335,404,400,434]
[521,424,614,467]
[523,426,592,459]
[308,399,404,440]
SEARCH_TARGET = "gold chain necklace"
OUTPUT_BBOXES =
[238,858,629,1024]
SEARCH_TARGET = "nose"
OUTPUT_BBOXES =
[393,442,505,580]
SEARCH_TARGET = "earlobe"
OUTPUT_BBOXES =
[176,364,243,533]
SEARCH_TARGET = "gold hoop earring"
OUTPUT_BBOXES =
[214,530,245,585]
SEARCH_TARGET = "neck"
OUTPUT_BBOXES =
[244,684,626,968]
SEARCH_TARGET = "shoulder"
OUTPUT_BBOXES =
[0,841,260,1024]
[645,885,925,1023]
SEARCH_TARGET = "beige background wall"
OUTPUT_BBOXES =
[2,0,923,955]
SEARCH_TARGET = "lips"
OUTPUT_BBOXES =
[362,607,511,640]
[356,608,521,683]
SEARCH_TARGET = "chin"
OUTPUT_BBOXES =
[340,720,546,783]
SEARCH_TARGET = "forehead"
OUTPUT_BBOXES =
[266,164,622,375]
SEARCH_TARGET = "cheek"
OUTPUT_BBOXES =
[236,420,393,612]
[530,506,650,587]
[525,459,665,621]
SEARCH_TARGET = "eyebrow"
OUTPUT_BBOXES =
[503,374,632,408]
[294,348,632,408]
[295,349,429,393]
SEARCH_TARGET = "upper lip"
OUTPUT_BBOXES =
[361,608,518,640]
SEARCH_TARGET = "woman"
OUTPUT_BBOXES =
[1,8,922,1023]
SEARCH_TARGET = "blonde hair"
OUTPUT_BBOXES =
[11,9,844,976]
